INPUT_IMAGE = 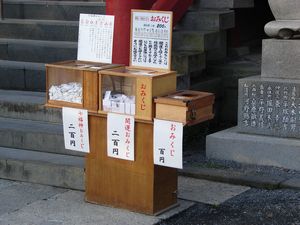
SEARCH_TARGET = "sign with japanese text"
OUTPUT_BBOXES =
[154,119,183,169]
[77,14,115,63]
[62,107,90,153]
[107,113,135,161]
[131,10,173,70]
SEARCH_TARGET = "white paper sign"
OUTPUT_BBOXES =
[154,119,183,169]
[77,14,115,63]
[62,107,90,153]
[131,10,173,70]
[107,113,135,161]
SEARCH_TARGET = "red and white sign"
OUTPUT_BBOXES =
[154,119,183,169]
[62,107,90,153]
[107,113,135,161]
[131,10,173,70]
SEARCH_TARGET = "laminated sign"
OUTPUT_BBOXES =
[131,10,173,70]
[77,14,115,63]
[154,119,183,169]
[62,107,90,153]
[107,113,135,161]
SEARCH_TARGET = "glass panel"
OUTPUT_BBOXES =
[48,67,83,104]
[102,75,136,115]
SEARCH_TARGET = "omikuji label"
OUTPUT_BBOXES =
[62,107,90,153]
[154,119,183,169]
[107,113,135,161]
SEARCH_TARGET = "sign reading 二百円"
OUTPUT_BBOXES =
[107,113,135,161]
[131,10,173,70]
[77,14,115,63]
[154,119,183,169]
[62,107,90,153]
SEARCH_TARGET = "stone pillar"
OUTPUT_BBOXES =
[206,0,300,170]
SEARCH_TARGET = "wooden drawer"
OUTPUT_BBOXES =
[154,90,215,126]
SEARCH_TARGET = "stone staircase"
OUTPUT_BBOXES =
[0,0,254,189]
[177,0,254,125]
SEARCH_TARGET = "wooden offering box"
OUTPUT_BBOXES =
[155,90,215,126]
[85,114,178,215]
[46,60,121,112]
[98,67,177,121]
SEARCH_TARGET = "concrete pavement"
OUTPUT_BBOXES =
[0,177,250,225]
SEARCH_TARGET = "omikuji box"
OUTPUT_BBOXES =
[98,67,177,121]
[45,60,121,112]
[154,90,215,126]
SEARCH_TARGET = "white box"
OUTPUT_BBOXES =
[103,99,112,112]
[130,103,136,115]
[111,101,125,114]
[125,103,131,115]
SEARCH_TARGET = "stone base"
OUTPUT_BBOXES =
[206,127,300,171]
[238,76,300,138]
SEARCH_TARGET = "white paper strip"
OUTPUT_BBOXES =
[154,119,183,169]
[77,14,115,63]
[107,113,135,161]
[62,107,90,153]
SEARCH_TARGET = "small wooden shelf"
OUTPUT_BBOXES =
[46,60,122,112]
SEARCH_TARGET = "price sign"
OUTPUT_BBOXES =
[154,119,183,169]
[77,14,115,63]
[62,107,90,153]
[107,113,135,161]
[131,10,173,70]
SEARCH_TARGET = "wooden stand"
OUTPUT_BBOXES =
[85,114,178,215]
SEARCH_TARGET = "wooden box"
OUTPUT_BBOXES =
[45,60,121,112]
[85,114,178,215]
[154,90,215,126]
[98,67,177,121]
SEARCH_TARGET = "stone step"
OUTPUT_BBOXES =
[209,60,260,88]
[0,117,83,156]
[3,0,105,21]
[192,0,254,9]
[0,61,195,92]
[0,38,77,63]
[0,89,62,123]
[173,30,221,52]
[0,39,206,90]
[178,9,235,31]
[172,51,206,75]
[0,19,78,41]
[207,127,300,171]
[0,146,84,190]
[0,60,45,91]
[0,38,206,73]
